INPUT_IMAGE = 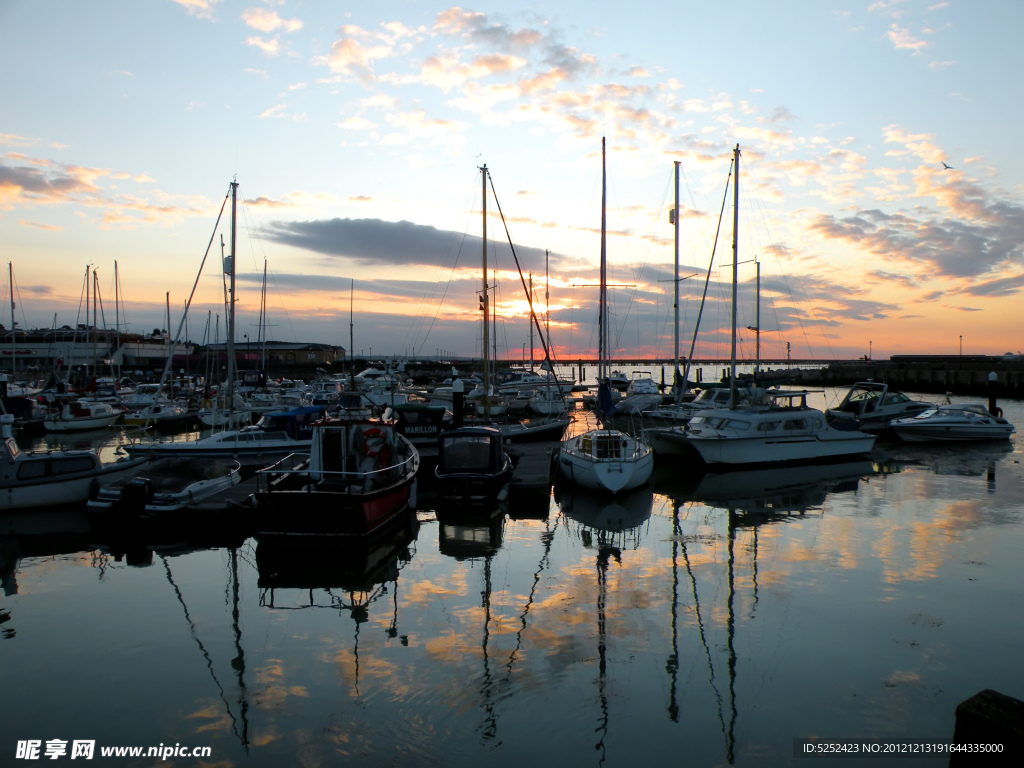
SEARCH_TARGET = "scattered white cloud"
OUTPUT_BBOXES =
[241,7,303,33]
[886,24,930,55]
[928,60,955,70]
[172,0,222,21]
[18,219,62,231]
[246,36,281,56]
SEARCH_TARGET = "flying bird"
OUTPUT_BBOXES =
[942,162,954,170]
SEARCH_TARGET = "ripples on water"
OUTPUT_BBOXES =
[2,392,1023,766]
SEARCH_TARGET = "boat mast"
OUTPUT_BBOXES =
[260,259,267,373]
[729,144,740,409]
[545,249,550,351]
[114,260,120,380]
[165,291,170,372]
[84,265,90,383]
[349,279,354,386]
[92,269,99,382]
[492,269,497,367]
[226,181,238,424]
[8,262,14,376]
[528,272,534,370]
[481,164,489,416]
[673,160,681,394]
[599,137,607,384]
[754,261,761,382]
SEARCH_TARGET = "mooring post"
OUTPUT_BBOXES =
[950,688,1023,765]
[988,371,999,416]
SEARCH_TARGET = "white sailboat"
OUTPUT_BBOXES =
[559,138,653,494]
[662,145,875,467]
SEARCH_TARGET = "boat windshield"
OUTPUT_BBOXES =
[441,435,494,471]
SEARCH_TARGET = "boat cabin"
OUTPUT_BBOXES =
[254,405,325,440]
[577,431,632,460]
[436,427,507,478]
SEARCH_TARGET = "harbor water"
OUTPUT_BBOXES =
[2,391,1023,766]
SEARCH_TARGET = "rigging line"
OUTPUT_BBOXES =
[681,159,733,389]
[405,171,478,350]
[237,198,296,343]
[612,167,673,353]
[407,171,480,353]
[12,272,30,332]
[567,165,602,361]
[487,173,565,400]
[745,165,837,360]
[161,556,243,746]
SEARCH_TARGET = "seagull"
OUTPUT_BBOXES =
[942,162,954,170]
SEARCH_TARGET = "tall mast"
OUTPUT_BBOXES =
[754,261,761,382]
[260,259,267,373]
[730,144,740,409]
[8,262,14,375]
[528,272,534,370]
[114,260,120,379]
[545,249,550,351]
[92,269,98,381]
[599,137,607,383]
[673,160,681,390]
[349,279,354,381]
[492,269,497,367]
[481,164,489,415]
[226,180,238,421]
[165,291,170,364]
[84,265,90,382]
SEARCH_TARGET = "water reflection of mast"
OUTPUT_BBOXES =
[480,554,499,743]
[505,517,559,677]
[594,539,619,767]
[725,510,738,765]
[679,518,728,750]
[229,548,250,754]
[666,504,680,722]
[161,555,248,750]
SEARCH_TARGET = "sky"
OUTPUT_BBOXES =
[2,0,1024,363]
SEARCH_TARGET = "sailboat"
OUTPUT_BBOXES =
[126,181,324,464]
[558,138,653,494]
[669,145,876,466]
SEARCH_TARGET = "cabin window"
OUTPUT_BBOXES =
[17,461,48,480]
[783,419,808,431]
[580,436,592,454]
[51,457,96,475]
[594,437,623,459]
[757,421,780,432]
[726,420,751,430]
[442,435,493,471]
[6,439,20,459]
[814,418,823,429]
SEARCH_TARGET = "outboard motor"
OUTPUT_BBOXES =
[121,477,153,513]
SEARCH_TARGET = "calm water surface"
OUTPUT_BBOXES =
[2,392,1023,766]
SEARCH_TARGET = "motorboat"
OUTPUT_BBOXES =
[608,370,630,391]
[498,416,570,443]
[125,405,326,463]
[197,393,252,428]
[495,368,573,395]
[826,382,932,433]
[0,415,148,510]
[121,383,167,411]
[43,401,123,432]
[88,457,241,514]
[122,401,190,427]
[434,426,512,504]
[528,386,568,415]
[890,404,1015,442]
[684,390,876,466]
[388,402,451,447]
[615,376,662,414]
[559,429,654,494]
[254,419,419,539]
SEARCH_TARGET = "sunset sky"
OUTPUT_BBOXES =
[2,0,1023,362]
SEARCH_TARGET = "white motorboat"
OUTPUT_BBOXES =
[528,387,568,415]
[684,390,876,466]
[123,401,189,427]
[495,368,574,395]
[608,370,630,391]
[43,401,123,432]
[88,457,241,514]
[890,404,1015,442]
[0,415,148,510]
[826,382,932,433]
[197,393,252,428]
[125,405,325,464]
[121,383,167,411]
[559,429,654,494]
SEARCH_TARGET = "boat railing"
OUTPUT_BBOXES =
[256,449,418,493]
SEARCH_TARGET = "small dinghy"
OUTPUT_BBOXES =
[88,457,241,515]
[435,426,512,505]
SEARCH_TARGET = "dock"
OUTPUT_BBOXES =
[507,441,558,497]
